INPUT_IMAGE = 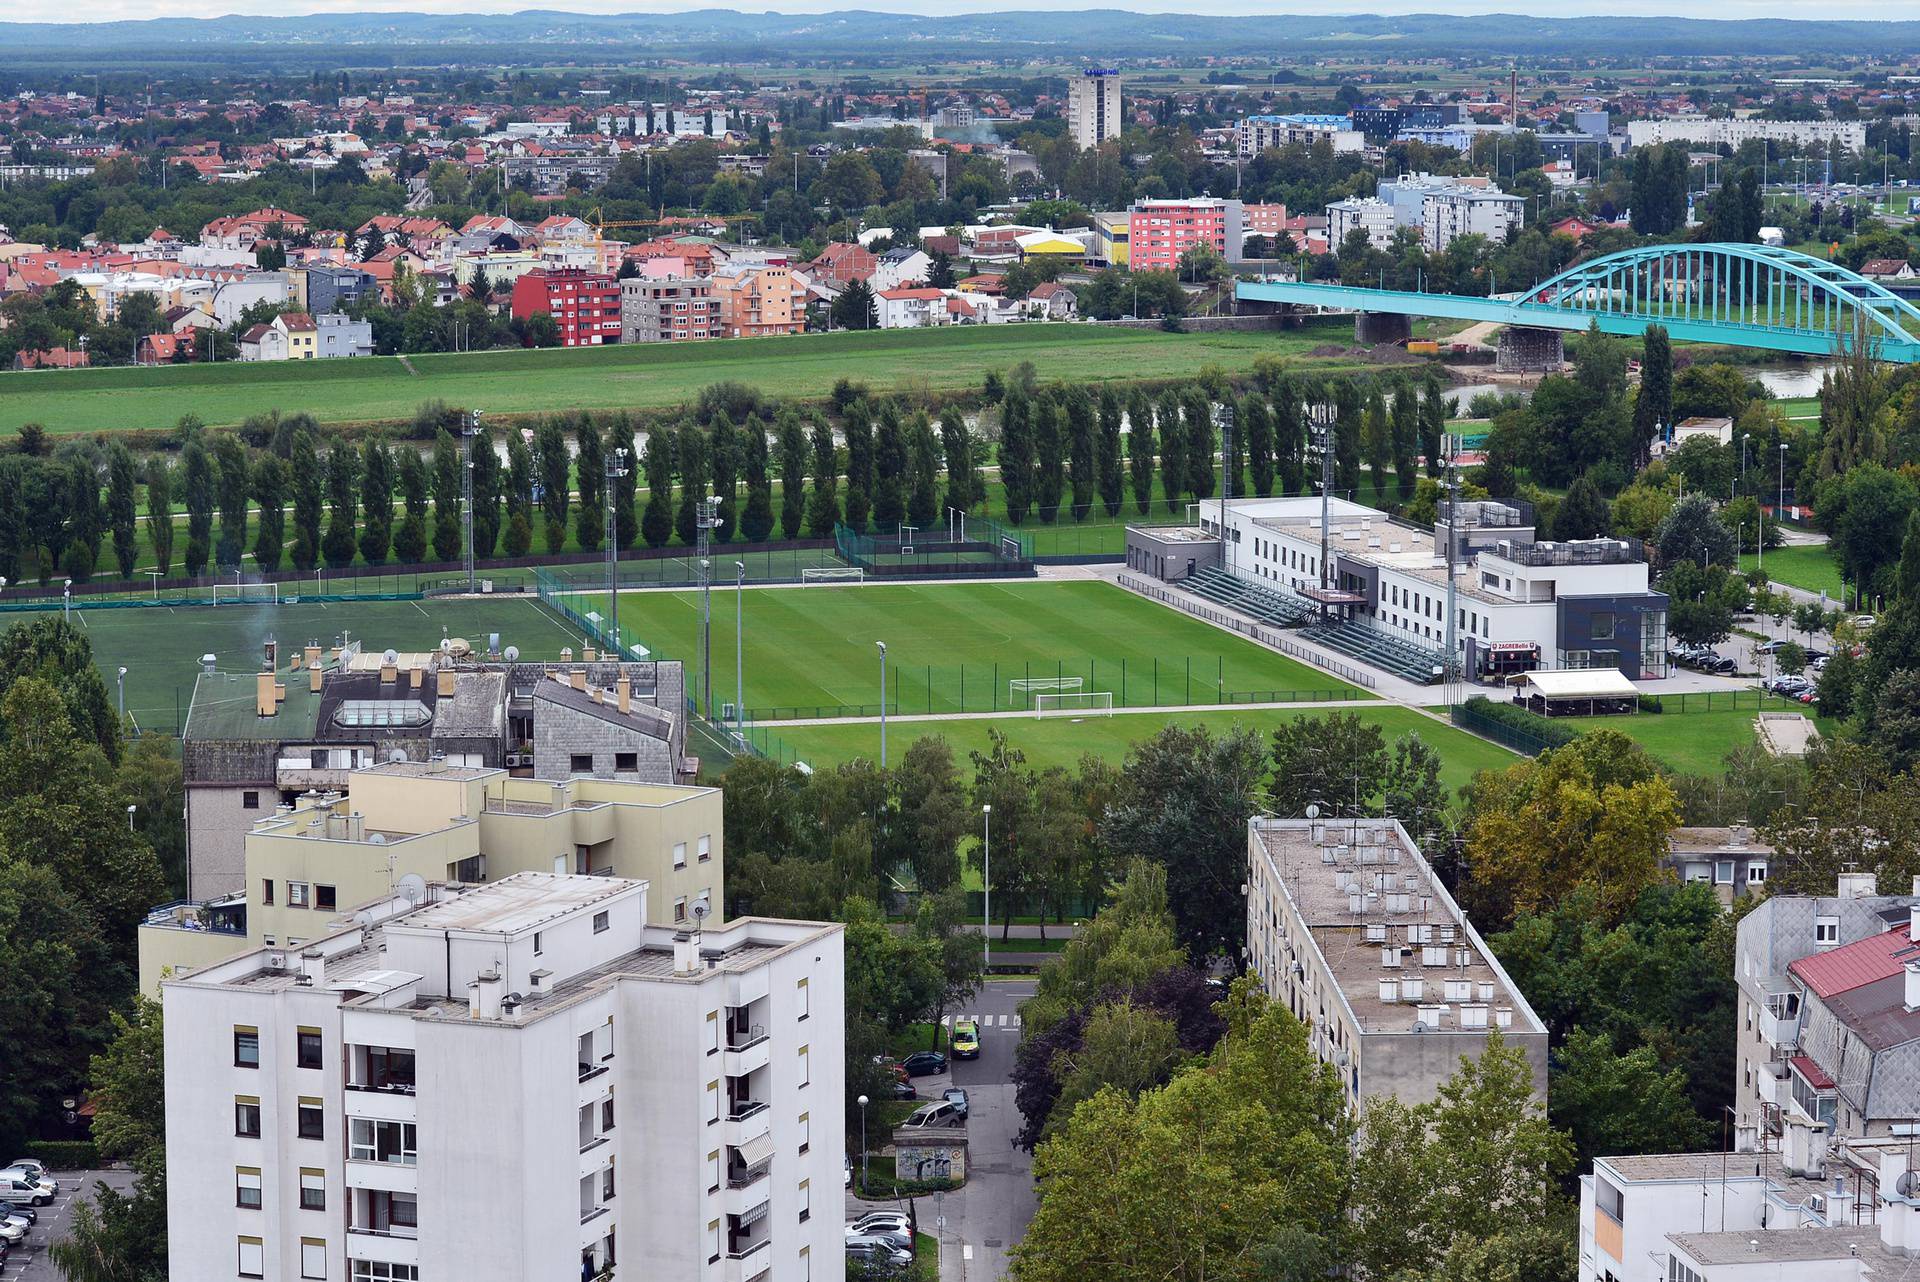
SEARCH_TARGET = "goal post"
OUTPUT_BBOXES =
[210,582,281,605]
[1009,676,1083,698]
[1035,691,1115,718]
[800,567,864,584]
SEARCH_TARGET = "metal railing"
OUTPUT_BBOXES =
[1116,572,1378,690]
[725,1025,768,1052]
[726,1100,769,1123]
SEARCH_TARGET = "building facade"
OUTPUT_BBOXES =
[1126,198,1245,273]
[711,264,803,339]
[1421,188,1525,252]
[1236,114,1365,156]
[1246,816,1549,1112]
[1326,197,1398,250]
[1626,115,1868,152]
[161,872,845,1282]
[1066,69,1123,150]
[510,268,622,346]
[620,277,721,342]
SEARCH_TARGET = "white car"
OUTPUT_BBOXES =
[0,1217,25,1244]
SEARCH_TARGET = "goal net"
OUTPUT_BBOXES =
[1035,691,1115,718]
[801,567,865,584]
[211,582,281,605]
[1010,676,1083,698]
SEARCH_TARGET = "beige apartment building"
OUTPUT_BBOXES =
[711,263,804,338]
[141,759,723,995]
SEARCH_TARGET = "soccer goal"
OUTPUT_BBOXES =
[210,582,280,605]
[801,567,865,585]
[1009,676,1083,701]
[1036,691,1115,718]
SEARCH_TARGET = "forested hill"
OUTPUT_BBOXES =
[5,9,1920,64]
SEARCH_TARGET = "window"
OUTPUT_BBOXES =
[298,1098,325,1140]
[349,1119,416,1165]
[798,1177,811,1223]
[798,1111,810,1155]
[674,841,688,869]
[1749,863,1769,884]
[593,910,610,934]
[238,1236,265,1278]
[615,752,638,771]
[1816,916,1840,946]
[603,1161,616,1200]
[570,753,593,774]
[315,885,336,912]
[1669,1258,1704,1282]
[710,1148,723,1194]
[289,881,310,909]
[236,1167,262,1209]
[301,1237,327,1280]
[300,1169,325,1211]
[352,1264,420,1282]
[234,1027,260,1068]
[298,1028,323,1070]
[798,1044,810,1088]
[533,931,544,956]
[797,976,809,1021]
[707,1080,721,1125]
[706,1011,720,1055]
[675,897,688,923]
[262,879,275,905]
[1716,861,1736,885]
[1591,611,1615,642]
[243,791,261,810]
[235,1097,261,1137]
[1596,1176,1624,1222]
[601,1095,615,1133]
[698,834,712,863]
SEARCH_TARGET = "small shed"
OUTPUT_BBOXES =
[1515,668,1639,717]
[891,1126,968,1184]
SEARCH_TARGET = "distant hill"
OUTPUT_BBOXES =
[5,9,1920,66]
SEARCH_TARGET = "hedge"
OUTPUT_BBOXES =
[1462,695,1580,750]
[22,1140,100,1170]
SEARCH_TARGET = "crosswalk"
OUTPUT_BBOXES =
[941,1013,1022,1029]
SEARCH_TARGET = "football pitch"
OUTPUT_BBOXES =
[553,579,1363,719]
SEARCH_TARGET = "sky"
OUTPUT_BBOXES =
[9,0,1920,24]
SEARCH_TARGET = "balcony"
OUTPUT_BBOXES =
[723,1238,772,1282]
[723,1026,771,1077]
[345,1226,418,1267]
[1760,1010,1801,1050]
[724,1099,770,1147]
[579,1061,610,1084]
[344,1085,417,1123]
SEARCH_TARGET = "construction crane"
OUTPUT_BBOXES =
[587,207,760,240]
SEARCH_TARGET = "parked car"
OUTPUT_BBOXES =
[871,1056,910,1084]
[0,1174,53,1207]
[846,1236,914,1273]
[950,1019,980,1060]
[1854,614,1878,630]
[847,1223,914,1251]
[1755,639,1785,654]
[1701,654,1738,676]
[889,1080,919,1101]
[850,1211,913,1238]
[0,1217,25,1245]
[844,1155,852,1188]
[1764,675,1812,696]
[942,1087,970,1120]
[902,1101,965,1129]
[0,1200,36,1225]
[4,1162,46,1182]
[899,1051,948,1077]
[1797,689,1820,705]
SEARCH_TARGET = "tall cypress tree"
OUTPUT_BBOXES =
[1390,384,1419,501]
[873,405,907,532]
[536,417,571,554]
[431,429,462,563]
[842,401,874,534]
[740,415,775,544]
[1066,387,1096,521]
[777,412,809,540]
[642,428,675,549]
[1033,395,1066,524]
[63,455,100,582]
[709,414,739,542]
[674,422,708,547]
[144,456,174,578]
[1420,374,1448,479]
[1244,395,1275,498]
[998,389,1035,525]
[288,428,324,572]
[394,447,429,565]
[1127,390,1155,514]
[807,418,840,537]
[1333,380,1363,498]
[212,433,249,568]
[1156,390,1184,512]
[1362,390,1390,500]
[1097,387,1124,517]
[504,431,534,558]
[182,436,214,577]
[1276,382,1306,496]
[107,442,139,580]
[907,413,939,532]
[606,416,638,550]
[322,443,359,570]
[1634,325,1672,467]
[940,409,976,515]
[358,439,393,566]
[1183,387,1216,501]
[575,414,605,554]
[251,454,287,573]
[472,423,503,559]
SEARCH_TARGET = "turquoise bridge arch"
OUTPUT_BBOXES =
[1236,242,1920,363]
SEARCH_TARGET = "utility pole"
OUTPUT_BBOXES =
[1442,433,1462,705]
[462,410,482,593]
[695,496,721,720]
[605,447,630,657]
[1217,400,1235,576]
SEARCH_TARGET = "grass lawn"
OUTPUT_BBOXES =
[0,318,1362,436]
[29,595,583,734]
[563,579,1362,718]
[1604,704,1830,776]
[1740,544,1847,601]
[770,705,1515,796]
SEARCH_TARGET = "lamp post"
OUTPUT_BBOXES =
[604,445,629,656]
[62,578,72,623]
[126,803,137,832]
[857,1094,870,1195]
[461,410,482,594]
[981,804,992,974]
[734,561,745,726]
[875,641,887,767]
[117,666,127,721]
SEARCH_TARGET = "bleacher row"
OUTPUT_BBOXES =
[1180,567,1450,685]
[1183,567,1314,626]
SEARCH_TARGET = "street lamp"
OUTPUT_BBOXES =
[981,804,992,974]
[604,445,629,656]
[875,641,887,767]
[734,562,745,727]
[857,1094,870,1195]
[126,803,137,832]
[117,666,127,720]
[62,578,72,623]
[462,410,483,595]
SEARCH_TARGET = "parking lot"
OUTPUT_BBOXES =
[2,1169,135,1279]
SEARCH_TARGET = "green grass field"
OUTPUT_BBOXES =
[561,579,1361,719]
[770,705,1513,796]
[0,319,1360,436]
[1606,705,1831,776]
[33,595,583,734]
[1740,543,1846,600]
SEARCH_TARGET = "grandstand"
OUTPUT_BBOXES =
[1302,618,1452,685]
[1180,567,1313,626]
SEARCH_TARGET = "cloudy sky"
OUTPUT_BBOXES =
[10,0,1920,22]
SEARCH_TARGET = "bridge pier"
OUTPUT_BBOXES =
[1496,326,1564,373]
[1354,312,1412,346]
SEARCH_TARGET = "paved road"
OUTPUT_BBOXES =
[2,1169,136,1279]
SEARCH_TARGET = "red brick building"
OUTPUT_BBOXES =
[510,267,622,346]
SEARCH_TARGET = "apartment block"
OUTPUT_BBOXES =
[143,760,723,995]
[1066,69,1122,150]
[711,264,803,339]
[1325,197,1398,251]
[1626,115,1867,152]
[1236,114,1365,157]
[510,267,622,346]
[1421,188,1525,253]
[1126,197,1245,273]
[1245,815,1548,1112]
[162,872,845,1282]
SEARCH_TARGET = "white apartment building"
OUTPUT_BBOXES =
[162,871,845,1282]
[1245,816,1549,1112]
[1626,115,1868,153]
[1236,114,1365,157]
[1421,187,1525,252]
[1325,197,1398,250]
[1066,69,1123,150]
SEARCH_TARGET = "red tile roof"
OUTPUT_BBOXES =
[1789,927,1920,998]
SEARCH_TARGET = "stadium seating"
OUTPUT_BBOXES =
[1180,567,1313,627]
[1301,619,1450,685]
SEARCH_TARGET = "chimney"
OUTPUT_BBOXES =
[616,675,631,715]
[345,811,365,842]
[437,666,456,698]
[324,810,346,840]
[468,968,504,1019]
[672,930,698,975]
[551,782,569,812]
[299,948,324,986]
[1907,963,1920,1013]
[1838,871,1878,899]
[264,636,277,670]
[409,664,424,690]
[569,668,587,692]
[308,660,322,694]
[380,658,397,684]
[560,647,573,664]
[304,641,322,669]
[583,646,597,662]
[256,670,283,717]
[589,686,602,704]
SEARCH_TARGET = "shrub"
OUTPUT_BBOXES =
[23,1140,99,1170]
[1461,695,1580,750]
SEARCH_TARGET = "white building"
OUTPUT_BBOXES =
[1237,114,1365,157]
[1325,197,1398,250]
[1421,187,1525,252]
[162,871,844,1282]
[1066,69,1123,150]
[1626,115,1868,152]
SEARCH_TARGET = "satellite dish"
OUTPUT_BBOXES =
[382,648,399,666]
[368,833,387,845]
[396,873,428,905]
[1306,803,1321,820]
[1899,1171,1920,1198]
[691,899,711,921]
[504,645,520,662]
[388,748,409,763]
[440,638,452,653]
